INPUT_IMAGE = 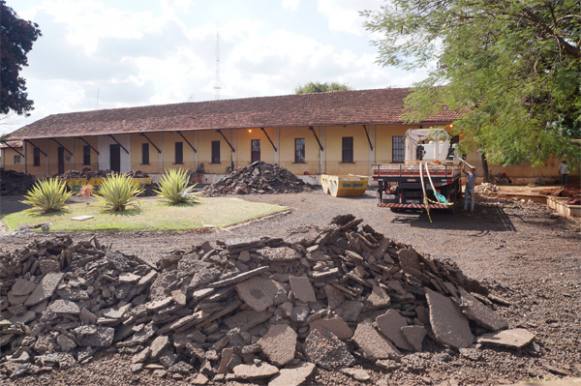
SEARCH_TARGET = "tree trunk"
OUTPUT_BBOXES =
[480,151,490,182]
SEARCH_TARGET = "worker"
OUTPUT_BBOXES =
[559,160,569,186]
[463,166,476,212]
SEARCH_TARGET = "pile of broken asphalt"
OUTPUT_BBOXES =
[203,161,311,196]
[0,215,536,384]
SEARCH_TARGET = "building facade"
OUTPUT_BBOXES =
[2,88,559,182]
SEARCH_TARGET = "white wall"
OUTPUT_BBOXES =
[97,135,131,172]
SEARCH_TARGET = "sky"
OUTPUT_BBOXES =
[2,0,428,135]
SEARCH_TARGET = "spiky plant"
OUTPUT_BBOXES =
[22,178,72,213]
[98,173,143,212]
[156,168,198,205]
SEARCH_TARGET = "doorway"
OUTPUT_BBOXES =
[57,146,65,175]
[110,144,121,173]
[251,139,261,162]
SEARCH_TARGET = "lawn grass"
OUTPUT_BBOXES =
[1,197,287,232]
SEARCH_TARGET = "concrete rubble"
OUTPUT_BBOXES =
[203,161,312,196]
[0,214,531,383]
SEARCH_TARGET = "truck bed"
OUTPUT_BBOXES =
[372,163,461,178]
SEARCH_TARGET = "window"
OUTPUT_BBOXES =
[341,137,353,163]
[13,155,22,164]
[211,140,221,164]
[33,147,41,166]
[294,138,305,163]
[251,139,260,162]
[392,135,405,163]
[83,144,91,166]
[142,143,150,165]
[175,142,183,164]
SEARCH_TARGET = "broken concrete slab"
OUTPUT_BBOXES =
[375,309,413,351]
[309,317,353,340]
[425,288,474,349]
[224,310,272,331]
[235,276,278,312]
[268,362,315,386]
[258,324,297,366]
[477,328,535,349]
[401,325,426,352]
[73,326,114,348]
[336,300,363,322]
[459,289,508,331]
[340,367,371,382]
[366,283,390,308]
[9,278,37,296]
[352,322,400,360]
[211,266,270,288]
[24,272,64,306]
[47,299,80,315]
[304,327,355,370]
[289,275,316,303]
[232,362,279,380]
[150,335,170,359]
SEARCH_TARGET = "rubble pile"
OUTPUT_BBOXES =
[475,182,499,196]
[204,161,311,196]
[0,170,35,196]
[0,215,532,383]
[60,169,149,179]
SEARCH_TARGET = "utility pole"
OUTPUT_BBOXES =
[214,32,222,100]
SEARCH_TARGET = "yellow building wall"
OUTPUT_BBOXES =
[157,131,196,172]
[130,133,167,173]
[23,138,98,177]
[196,129,234,174]
[374,124,410,165]
[323,125,372,175]
[278,126,320,175]
[1,148,26,172]
[235,127,276,168]
[465,151,559,180]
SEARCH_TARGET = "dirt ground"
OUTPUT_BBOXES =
[1,191,580,386]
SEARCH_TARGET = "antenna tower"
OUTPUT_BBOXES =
[214,32,222,100]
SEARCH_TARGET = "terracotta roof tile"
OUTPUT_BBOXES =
[7,88,459,140]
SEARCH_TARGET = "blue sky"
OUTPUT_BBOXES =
[2,0,428,134]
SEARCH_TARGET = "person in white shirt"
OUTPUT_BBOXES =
[559,160,569,186]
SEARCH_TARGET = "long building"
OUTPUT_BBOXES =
[1,88,558,182]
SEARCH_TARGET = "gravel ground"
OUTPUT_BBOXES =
[1,191,580,385]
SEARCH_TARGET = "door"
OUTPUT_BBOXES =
[57,146,65,175]
[110,144,121,173]
[251,139,261,162]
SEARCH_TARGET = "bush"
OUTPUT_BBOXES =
[98,173,143,212]
[156,168,198,205]
[22,178,72,213]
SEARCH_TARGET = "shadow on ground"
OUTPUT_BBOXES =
[391,204,517,232]
[0,195,27,216]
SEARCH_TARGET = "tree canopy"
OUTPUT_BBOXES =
[295,81,351,94]
[0,0,41,116]
[364,0,580,166]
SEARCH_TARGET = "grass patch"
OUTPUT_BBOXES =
[2,197,287,232]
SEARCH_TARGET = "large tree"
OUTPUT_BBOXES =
[364,0,580,168]
[295,81,351,94]
[0,0,41,116]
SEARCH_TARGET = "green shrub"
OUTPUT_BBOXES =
[98,173,143,212]
[22,178,72,213]
[156,168,198,205]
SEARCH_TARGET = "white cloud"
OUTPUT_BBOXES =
[316,0,383,36]
[1,0,427,135]
[281,0,301,11]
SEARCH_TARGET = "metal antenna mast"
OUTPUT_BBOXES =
[213,32,222,100]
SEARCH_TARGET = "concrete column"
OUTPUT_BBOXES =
[319,127,326,174]
[274,128,280,165]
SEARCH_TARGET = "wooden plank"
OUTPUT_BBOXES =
[260,127,277,152]
[50,138,73,156]
[78,137,100,155]
[308,126,324,151]
[177,131,197,153]
[140,133,162,154]
[216,129,236,152]
[363,125,373,151]
[108,135,129,154]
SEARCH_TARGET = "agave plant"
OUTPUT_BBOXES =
[22,178,72,213]
[156,168,198,205]
[98,173,143,212]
